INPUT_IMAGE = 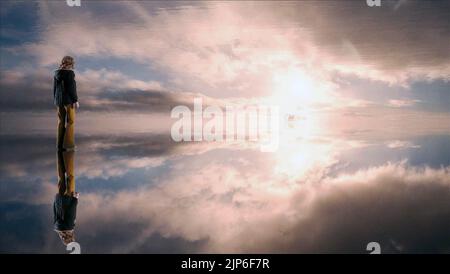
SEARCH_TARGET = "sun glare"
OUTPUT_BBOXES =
[265,67,332,179]
[271,67,319,114]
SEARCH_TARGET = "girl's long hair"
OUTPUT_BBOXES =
[59,56,75,70]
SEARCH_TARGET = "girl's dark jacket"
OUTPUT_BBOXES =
[53,69,78,106]
[53,194,78,231]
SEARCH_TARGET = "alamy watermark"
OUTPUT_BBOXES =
[66,0,81,7]
[366,0,382,7]
[366,242,381,254]
[170,98,280,152]
[66,242,81,254]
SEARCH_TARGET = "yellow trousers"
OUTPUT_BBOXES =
[57,151,75,196]
[57,105,75,149]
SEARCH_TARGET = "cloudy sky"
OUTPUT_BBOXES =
[0,0,449,253]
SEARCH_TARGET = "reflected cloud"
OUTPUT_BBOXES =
[76,157,450,253]
[0,132,449,253]
[386,140,420,149]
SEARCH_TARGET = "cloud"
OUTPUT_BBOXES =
[3,0,449,120]
[387,99,421,108]
[263,162,450,253]
[1,131,449,253]
[0,68,211,113]
[0,133,264,204]
[14,0,449,95]
[386,140,420,149]
[74,159,450,253]
[0,66,248,114]
[1,0,450,254]
[76,69,163,93]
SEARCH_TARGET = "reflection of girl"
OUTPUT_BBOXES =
[54,150,78,246]
[54,56,79,151]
